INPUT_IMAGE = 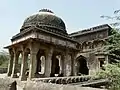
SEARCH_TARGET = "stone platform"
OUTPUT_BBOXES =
[32,75,92,84]
[0,74,107,90]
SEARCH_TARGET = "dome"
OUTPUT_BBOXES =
[21,9,67,35]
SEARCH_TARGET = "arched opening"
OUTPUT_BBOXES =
[36,49,45,77]
[76,55,89,75]
[82,42,87,50]
[88,42,93,49]
[36,49,41,74]
[54,58,60,75]
[50,54,60,77]
[25,48,30,77]
[17,51,22,77]
[40,56,45,74]
[98,58,105,70]
[93,40,100,48]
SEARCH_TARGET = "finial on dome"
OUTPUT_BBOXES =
[39,9,54,13]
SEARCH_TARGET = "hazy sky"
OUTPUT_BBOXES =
[0,0,120,50]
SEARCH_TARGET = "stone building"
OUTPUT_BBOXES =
[69,24,111,75]
[5,9,111,81]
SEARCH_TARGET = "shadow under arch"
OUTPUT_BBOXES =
[36,49,45,77]
[76,55,89,75]
[50,53,60,77]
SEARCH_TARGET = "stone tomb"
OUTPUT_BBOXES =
[5,9,111,81]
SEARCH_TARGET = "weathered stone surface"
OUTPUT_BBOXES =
[24,81,107,90]
[0,78,16,90]
[69,24,109,43]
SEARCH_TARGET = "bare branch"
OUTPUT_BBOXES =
[114,9,120,14]
[100,15,113,20]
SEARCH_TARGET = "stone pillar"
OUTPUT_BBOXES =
[28,41,39,80]
[105,55,108,64]
[61,55,65,76]
[7,49,14,76]
[19,50,28,81]
[71,52,77,76]
[11,49,19,78]
[44,47,53,77]
[28,51,37,79]
[62,50,69,76]
[50,54,56,76]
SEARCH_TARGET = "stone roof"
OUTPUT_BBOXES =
[69,24,111,37]
[11,26,78,44]
[21,9,67,35]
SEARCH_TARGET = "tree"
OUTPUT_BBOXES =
[0,50,9,68]
[101,9,120,27]
[96,10,120,90]
[100,10,120,63]
[96,63,120,90]
[103,28,120,63]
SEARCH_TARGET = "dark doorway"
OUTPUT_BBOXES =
[51,55,60,77]
[36,49,45,74]
[54,58,60,74]
[77,55,89,75]
[36,50,41,74]
[98,58,105,70]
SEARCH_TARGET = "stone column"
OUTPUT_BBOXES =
[50,54,56,76]
[61,55,66,76]
[19,50,28,81]
[28,41,39,80]
[71,52,77,76]
[11,49,19,78]
[105,55,108,64]
[44,47,53,77]
[28,51,37,79]
[62,50,69,76]
[7,49,14,76]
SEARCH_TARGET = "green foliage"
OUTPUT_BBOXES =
[96,63,120,90]
[101,10,120,63]
[98,10,120,89]
[0,51,9,68]
[103,28,120,63]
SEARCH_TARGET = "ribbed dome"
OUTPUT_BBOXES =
[21,9,67,35]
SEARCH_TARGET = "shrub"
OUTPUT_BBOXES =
[96,63,120,90]
[0,51,9,68]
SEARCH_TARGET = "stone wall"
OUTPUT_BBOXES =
[0,78,16,90]
[88,52,99,75]
[0,76,107,90]
[72,28,109,43]
[24,81,107,90]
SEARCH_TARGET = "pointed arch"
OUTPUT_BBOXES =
[76,55,89,75]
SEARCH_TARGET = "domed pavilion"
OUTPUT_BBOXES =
[5,9,79,81]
